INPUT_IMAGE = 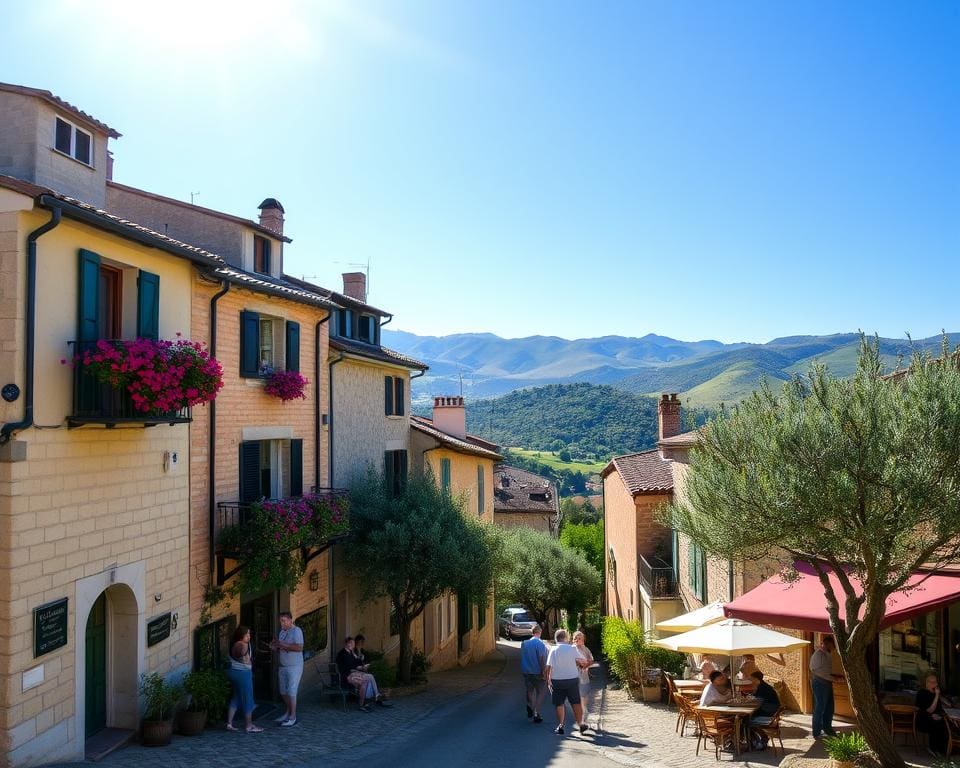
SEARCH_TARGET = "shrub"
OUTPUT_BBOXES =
[140,672,181,722]
[368,657,397,689]
[601,616,684,686]
[823,732,868,761]
[182,669,231,719]
[410,651,431,682]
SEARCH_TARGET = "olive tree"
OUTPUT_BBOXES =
[668,339,960,768]
[345,470,498,683]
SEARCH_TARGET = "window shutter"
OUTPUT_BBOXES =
[384,451,394,496]
[398,450,408,491]
[136,270,160,340]
[239,441,262,503]
[285,321,300,372]
[477,465,485,514]
[440,459,451,492]
[384,376,394,415]
[78,249,101,343]
[240,311,260,377]
[290,439,303,497]
[395,377,405,416]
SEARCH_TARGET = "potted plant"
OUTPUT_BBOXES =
[140,672,181,746]
[639,666,663,702]
[822,732,867,768]
[263,368,308,402]
[178,669,230,736]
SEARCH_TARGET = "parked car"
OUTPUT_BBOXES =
[498,608,538,640]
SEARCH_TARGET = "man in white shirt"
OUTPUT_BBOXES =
[699,670,733,707]
[545,629,591,735]
[809,635,838,738]
[270,612,304,727]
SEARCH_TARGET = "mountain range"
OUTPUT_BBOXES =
[385,330,959,407]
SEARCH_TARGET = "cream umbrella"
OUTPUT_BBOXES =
[652,619,809,655]
[655,601,727,633]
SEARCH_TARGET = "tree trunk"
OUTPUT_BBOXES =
[838,640,905,768]
[398,620,413,684]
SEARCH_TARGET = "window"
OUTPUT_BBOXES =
[384,376,405,416]
[253,236,271,275]
[358,314,376,344]
[688,540,707,602]
[336,309,353,339]
[240,438,303,502]
[193,614,237,671]
[440,458,451,493]
[239,311,299,377]
[384,449,408,497]
[477,465,485,515]
[55,117,93,165]
[297,606,328,653]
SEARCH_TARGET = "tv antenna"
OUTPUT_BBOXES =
[190,191,200,204]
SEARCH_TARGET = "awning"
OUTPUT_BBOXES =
[724,562,960,634]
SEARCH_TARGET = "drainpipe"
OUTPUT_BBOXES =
[327,352,344,487]
[1,203,62,445]
[314,314,331,489]
[207,280,231,572]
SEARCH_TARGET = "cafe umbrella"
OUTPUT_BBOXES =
[655,601,727,633]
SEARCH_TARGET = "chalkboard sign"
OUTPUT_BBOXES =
[147,613,172,647]
[34,598,68,658]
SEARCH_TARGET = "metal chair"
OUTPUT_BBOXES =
[316,660,357,711]
[884,703,919,754]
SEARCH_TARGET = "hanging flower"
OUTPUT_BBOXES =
[264,369,308,402]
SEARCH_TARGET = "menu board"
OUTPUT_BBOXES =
[147,613,172,647]
[34,598,68,658]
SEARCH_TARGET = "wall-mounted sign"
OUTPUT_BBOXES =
[147,612,172,647]
[34,598,68,657]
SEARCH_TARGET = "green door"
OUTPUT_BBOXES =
[85,593,107,737]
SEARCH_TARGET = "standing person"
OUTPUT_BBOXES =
[270,611,304,727]
[698,655,717,679]
[916,674,950,755]
[572,631,595,721]
[810,635,838,738]
[545,629,590,735]
[225,626,263,733]
[520,624,548,723]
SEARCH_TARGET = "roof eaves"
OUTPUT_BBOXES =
[0,82,121,138]
[281,274,391,317]
[210,267,338,310]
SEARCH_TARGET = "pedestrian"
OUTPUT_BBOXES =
[572,630,595,721]
[809,635,838,738]
[545,629,590,735]
[336,637,391,712]
[225,626,263,733]
[270,611,304,727]
[520,624,548,723]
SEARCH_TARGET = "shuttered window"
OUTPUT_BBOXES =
[688,541,707,602]
[440,458,451,493]
[384,450,408,497]
[240,311,299,377]
[239,441,262,503]
[384,376,405,416]
[477,465,485,515]
[290,439,303,497]
[253,236,271,275]
[285,321,300,372]
[136,270,160,340]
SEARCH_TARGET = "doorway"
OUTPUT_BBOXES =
[85,593,107,737]
[241,592,276,701]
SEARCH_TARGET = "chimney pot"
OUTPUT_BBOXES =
[342,272,367,303]
[658,392,682,441]
[432,394,466,439]
[258,198,285,236]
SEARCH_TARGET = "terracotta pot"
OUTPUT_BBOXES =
[177,709,208,736]
[141,719,174,747]
[830,760,855,768]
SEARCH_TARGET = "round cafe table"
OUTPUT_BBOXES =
[697,701,762,755]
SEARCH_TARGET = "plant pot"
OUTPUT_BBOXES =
[177,709,207,736]
[141,719,174,746]
[641,684,661,703]
[829,761,855,768]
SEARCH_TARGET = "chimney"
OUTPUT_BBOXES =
[257,198,285,235]
[658,393,682,441]
[342,272,367,303]
[433,395,466,439]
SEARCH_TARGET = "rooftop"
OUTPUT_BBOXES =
[410,416,502,461]
[0,82,121,138]
[601,448,674,495]
[493,465,557,513]
[331,336,428,371]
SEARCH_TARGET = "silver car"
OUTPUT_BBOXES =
[498,608,538,640]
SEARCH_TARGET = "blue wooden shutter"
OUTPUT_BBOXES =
[239,311,260,377]
[285,321,300,372]
[239,441,261,502]
[78,249,101,343]
[384,376,394,415]
[290,439,303,497]
[136,270,160,340]
[394,377,405,416]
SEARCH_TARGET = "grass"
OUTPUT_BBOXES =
[509,448,607,474]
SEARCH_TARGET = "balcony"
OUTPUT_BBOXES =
[68,340,191,428]
[639,554,678,599]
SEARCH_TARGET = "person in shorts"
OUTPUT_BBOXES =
[270,611,304,726]
[545,628,590,735]
[520,624,548,723]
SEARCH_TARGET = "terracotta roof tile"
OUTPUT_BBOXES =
[330,336,428,370]
[657,430,701,448]
[601,449,674,495]
[493,465,557,513]
[410,416,502,460]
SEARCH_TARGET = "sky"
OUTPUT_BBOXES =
[2,1,958,344]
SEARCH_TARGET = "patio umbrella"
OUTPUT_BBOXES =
[655,601,727,633]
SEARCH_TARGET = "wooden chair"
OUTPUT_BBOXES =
[750,706,786,757]
[695,709,735,760]
[884,704,919,754]
[663,672,679,708]
[673,692,698,736]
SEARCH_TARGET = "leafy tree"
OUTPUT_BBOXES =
[345,471,498,683]
[558,448,572,462]
[495,526,600,636]
[668,339,960,768]
[560,520,604,575]
[560,497,602,525]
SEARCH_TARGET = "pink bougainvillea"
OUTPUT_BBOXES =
[73,337,223,414]
[263,369,308,402]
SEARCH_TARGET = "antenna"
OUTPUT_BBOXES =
[459,371,464,397]
[190,191,200,204]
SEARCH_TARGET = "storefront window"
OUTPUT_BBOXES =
[879,612,942,694]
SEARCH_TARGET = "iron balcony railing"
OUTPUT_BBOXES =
[639,553,679,599]
[68,340,191,427]
[216,488,350,538]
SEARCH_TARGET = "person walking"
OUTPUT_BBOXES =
[270,611,304,727]
[520,624,548,723]
[226,626,263,733]
[810,635,838,738]
[545,629,590,735]
[572,631,595,721]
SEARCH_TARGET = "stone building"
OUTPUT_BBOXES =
[492,465,559,535]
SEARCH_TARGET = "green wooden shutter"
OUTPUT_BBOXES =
[477,465,485,515]
[440,458,451,492]
[240,311,260,377]
[384,451,394,496]
[285,321,300,372]
[384,376,394,415]
[394,377,405,416]
[239,441,262,502]
[290,439,303,497]
[398,450,408,491]
[78,249,101,343]
[136,270,160,340]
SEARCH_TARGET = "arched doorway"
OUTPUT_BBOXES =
[85,593,107,737]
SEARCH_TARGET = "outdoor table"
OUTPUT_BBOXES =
[944,707,960,722]
[674,679,706,700]
[697,701,762,755]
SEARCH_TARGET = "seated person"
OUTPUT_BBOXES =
[739,654,759,680]
[698,656,717,680]
[747,671,781,750]
[335,637,391,712]
[699,670,733,707]
[916,674,950,755]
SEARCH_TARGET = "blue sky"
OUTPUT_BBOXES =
[2,1,957,343]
